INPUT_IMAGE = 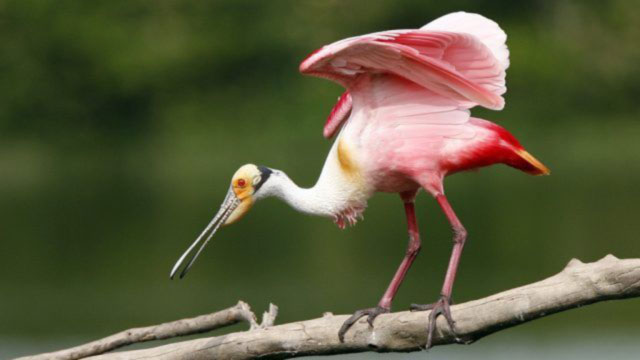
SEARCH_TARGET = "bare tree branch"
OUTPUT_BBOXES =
[16,301,276,360]
[20,255,640,360]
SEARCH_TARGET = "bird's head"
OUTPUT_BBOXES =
[225,164,273,225]
[170,164,274,279]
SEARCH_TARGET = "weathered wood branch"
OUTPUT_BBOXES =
[17,301,278,360]
[20,255,640,360]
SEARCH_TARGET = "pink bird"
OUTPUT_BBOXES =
[170,12,549,348]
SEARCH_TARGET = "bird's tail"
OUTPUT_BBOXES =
[510,148,550,176]
[469,118,550,176]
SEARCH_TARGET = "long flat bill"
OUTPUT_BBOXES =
[170,189,239,279]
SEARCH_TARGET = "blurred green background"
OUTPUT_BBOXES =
[1,0,639,358]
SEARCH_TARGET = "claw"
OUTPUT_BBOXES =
[410,295,456,349]
[338,306,389,342]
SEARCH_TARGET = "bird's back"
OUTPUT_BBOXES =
[340,74,548,195]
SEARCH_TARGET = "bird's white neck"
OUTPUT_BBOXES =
[264,174,335,216]
[257,140,371,224]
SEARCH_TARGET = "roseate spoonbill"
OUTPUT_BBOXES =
[170,12,549,348]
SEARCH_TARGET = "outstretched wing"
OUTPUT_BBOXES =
[304,12,509,138]
[422,11,509,71]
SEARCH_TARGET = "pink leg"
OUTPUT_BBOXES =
[411,194,467,348]
[338,194,422,342]
[436,194,467,298]
[378,201,422,308]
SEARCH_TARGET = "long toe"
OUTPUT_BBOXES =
[418,296,456,349]
[338,306,390,342]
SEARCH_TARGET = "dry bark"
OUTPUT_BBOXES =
[16,301,277,360]
[18,255,640,360]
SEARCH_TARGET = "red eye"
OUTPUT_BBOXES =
[237,179,246,187]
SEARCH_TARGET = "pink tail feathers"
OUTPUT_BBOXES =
[477,118,550,176]
[447,118,550,176]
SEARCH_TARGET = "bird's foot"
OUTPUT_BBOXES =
[338,306,390,342]
[410,294,456,349]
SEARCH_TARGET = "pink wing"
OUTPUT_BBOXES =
[303,12,509,138]
[300,31,506,109]
[422,11,509,71]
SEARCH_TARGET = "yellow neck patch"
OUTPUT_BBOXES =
[337,139,359,178]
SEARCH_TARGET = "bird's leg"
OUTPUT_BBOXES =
[378,200,422,309]
[338,197,422,342]
[410,194,466,349]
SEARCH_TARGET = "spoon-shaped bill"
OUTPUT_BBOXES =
[170,188,240,279]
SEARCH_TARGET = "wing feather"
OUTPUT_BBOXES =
[306,12,509,140]
[301,28,507,110]
[300,30,504,109]
[422,11,509,70]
